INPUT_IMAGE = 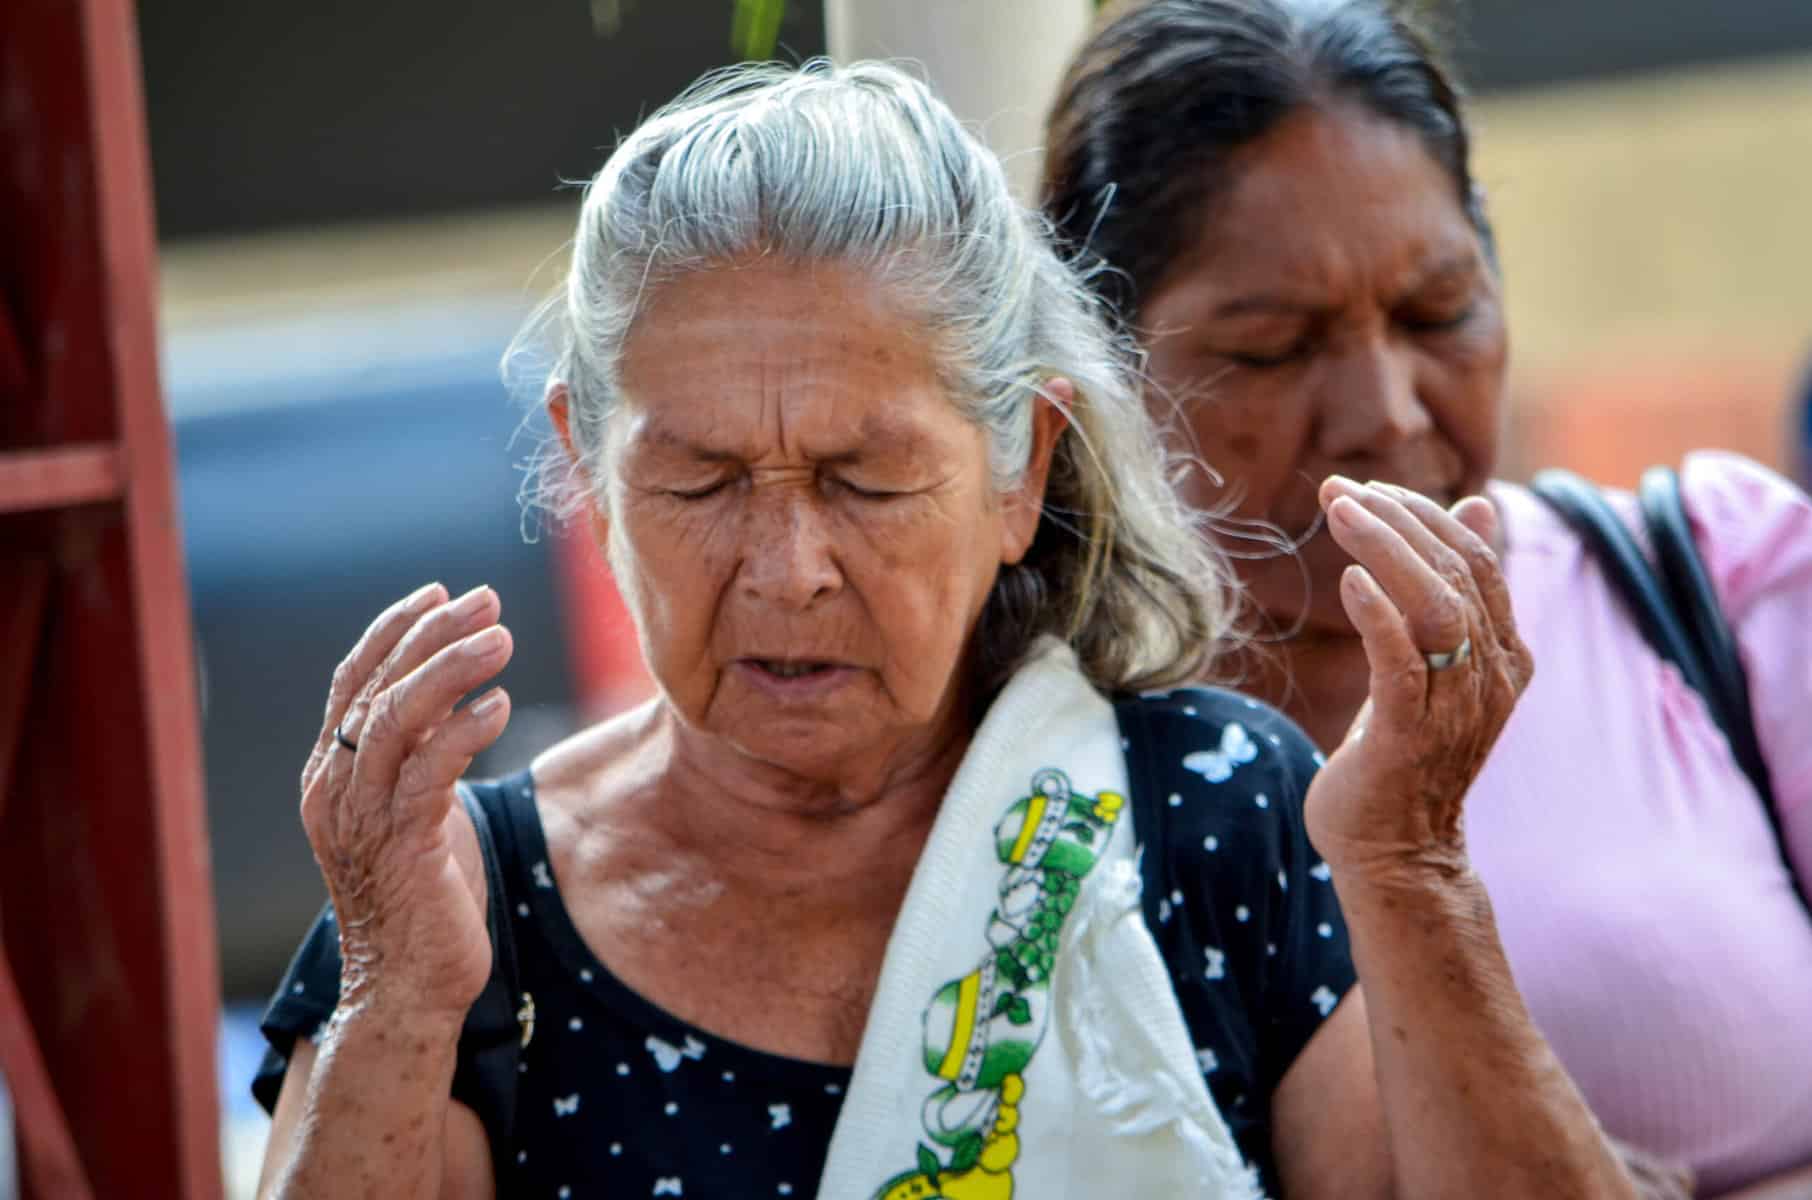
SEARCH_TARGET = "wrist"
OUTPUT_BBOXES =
[332,975,473,1039]
[1327,855,1493,925]
[1318,837,1473,889]
[316,1000,467,1078]
[334,933,487,1027]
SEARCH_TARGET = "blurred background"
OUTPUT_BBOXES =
[126,0,1812,1193]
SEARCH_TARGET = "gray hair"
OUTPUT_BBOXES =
[510,59,1232,693]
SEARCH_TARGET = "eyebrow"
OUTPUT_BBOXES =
[1208,251,1481,320]
[635,427,743,462]
[1209,294,1329,320]
[1403,252,1482,294]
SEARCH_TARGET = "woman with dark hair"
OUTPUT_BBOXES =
[1044,3,1812,1197]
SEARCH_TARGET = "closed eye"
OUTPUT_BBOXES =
[666,479,733,500]
[828,475,906,501]
[1397,299,1476,333]
[1225,343,1309,369]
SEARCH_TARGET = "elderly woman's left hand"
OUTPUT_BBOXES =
[1302,477,1534,880]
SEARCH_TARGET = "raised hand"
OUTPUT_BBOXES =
[1303,477,1534,879]
[298,582,515,1021]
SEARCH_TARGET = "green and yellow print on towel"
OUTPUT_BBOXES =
[873,769,1126,1200]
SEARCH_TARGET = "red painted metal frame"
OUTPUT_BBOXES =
[0,445,126,515]
[0,0,223,1195]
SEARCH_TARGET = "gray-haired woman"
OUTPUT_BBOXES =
[252,61,1634,1199]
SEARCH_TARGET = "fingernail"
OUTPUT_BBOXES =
[407,581,444,607]
[1343,565,1379,601]
[469,688,506,718]
[1328,495,1366,528]
[462,626,505,657]
[1326,474,1360,492]
[451,584,493,615]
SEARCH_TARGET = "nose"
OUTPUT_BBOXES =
[737,486,843,610]
[1314,334,1431,460]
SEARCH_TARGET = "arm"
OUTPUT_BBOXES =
[1271,990,1392,1200]
[257,1021,494,1200]
[257,582,515,1198]
[1274,986,1685,1200]
[1276,478,1635,1200]
[1332,868,1627,1198]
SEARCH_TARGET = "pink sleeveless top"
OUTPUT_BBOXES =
[1468,452,1812,1193]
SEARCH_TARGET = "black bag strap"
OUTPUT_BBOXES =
[1529,468,1718,703]
[1531,467,1807,916]
[456,782,524,1176]
[1635,467,1774,804]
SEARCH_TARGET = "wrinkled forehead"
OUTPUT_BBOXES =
[612,261,973,461]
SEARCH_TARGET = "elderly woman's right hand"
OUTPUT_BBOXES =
[1303,478,1533,881]
[298,582,515,1022]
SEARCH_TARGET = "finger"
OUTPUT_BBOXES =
[341,584,503,739]
[1372,485,1515,635]
[1335,481,1475,595]
[351,625,515,825]
[311,583,492,820]
[306,581,447,788]
[1339,565,1428,726]
[1324,494,1469,655]
[1449,494,1499,545]
[1449,497,1534,693]
[393,688,513,820]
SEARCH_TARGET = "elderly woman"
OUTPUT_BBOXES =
[253,62,1635,1199]
[1043,3,1812,1197]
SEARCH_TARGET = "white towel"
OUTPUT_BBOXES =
[817,640,1264,1200]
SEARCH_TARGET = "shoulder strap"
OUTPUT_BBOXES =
[1532,467,1807,916]
[455,782,523,1171]
[1636,467,1783,831]
[1529,468,1717,702]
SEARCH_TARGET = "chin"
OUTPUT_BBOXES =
[725,714,875,781]
[1234,535,1358,638]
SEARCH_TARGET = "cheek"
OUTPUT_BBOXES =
[609,497,733,682]
[1428,328,1509,483]
[849,500,1002,705]
[1166,384,1314,520]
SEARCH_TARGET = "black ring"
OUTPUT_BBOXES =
[334,723,359,753]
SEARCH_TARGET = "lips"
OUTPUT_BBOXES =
[751,659,835,679]
[732,657,860,701]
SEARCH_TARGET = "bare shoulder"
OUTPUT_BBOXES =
[528,697,668,840]
[532,697,663,789]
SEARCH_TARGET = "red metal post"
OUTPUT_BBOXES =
[0,0,223,1195]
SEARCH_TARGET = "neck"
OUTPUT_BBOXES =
[1229,626,1372,755]
[559,697,972,912]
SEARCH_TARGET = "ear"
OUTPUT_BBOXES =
[999,377,1074,565]
[547,380,611,549]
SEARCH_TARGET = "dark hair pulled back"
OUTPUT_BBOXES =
[1042,0,1492,322]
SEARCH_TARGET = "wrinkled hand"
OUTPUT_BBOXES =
[1303,478,1534,880]
[299,582,515,1020]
